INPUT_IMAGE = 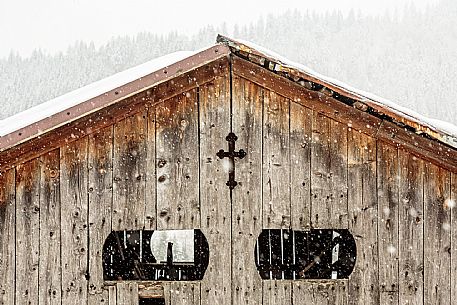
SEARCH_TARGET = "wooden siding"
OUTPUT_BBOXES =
[0,169,15,305]
[199,76,232,305]
[232,76,263,305]
[0,59,456,305]
[88,127,113,304]
[347,131,378,304]
[15,158,40,305]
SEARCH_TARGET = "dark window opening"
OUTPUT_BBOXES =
[254,229,356,280]
[139,298,165,305]
[103,229,209,281]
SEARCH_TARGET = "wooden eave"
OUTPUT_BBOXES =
[0,45,229,153]
[0,45,230,171]
[219,35,457,172]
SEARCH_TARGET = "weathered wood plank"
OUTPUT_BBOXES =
[398,150,424,305]
[155,89,200,230]
[199,76,231,304]
[311,113,348,229]
[15,159,40,305]
[293,281,348,305]
[116,282,139,305]
[113,111,147,231]
[377,141,399,305]
[311,112,331,229]
[39,150,61,305]
[155,89,200,304]
[0,169,15,305]
[232,77,263,305]
[310,114,348,303]
[424,162,451,305]
[61,137,89,305]
[108,286,117,305]
[145,106,157,230]
[290,102,312,230]
[329,119,348,229]
[263,281,291,305]
[263,90,290,228]
[347,131,378,304]
[290,103,313,304]
[88,127,113,304]
[262,90,292,303]
[452,172,457,304]
[169,282,200,305]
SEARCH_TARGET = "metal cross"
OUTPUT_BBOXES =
[216,132,246,190]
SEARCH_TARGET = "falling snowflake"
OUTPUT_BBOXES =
[408,207,418,218]
[387,245,396,255]
[221,158,233,173]
[444,198,456,209]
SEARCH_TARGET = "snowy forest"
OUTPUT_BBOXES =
[1,0,456,125]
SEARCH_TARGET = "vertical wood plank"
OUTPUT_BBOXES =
[263,281,291,305]
[377,142,399,305]
[39,150,61,305]
[155,89,200,305]
[15,159,40,305]
[263,90,290,229]
[347,131,378,304]
[113,111,147,231]
[145,106,157,231]
[108,286,117,305]
[116,283,139,305]
[290,102,313,305]
[451,172,457,304]
[292,281,347,305]
[170,282,200,305]
[156,89,200,230]
[88,127,113,305]
[61,137,89,305]
[232,77,263,305]
[329,119,348,229]
[199,76,231,304]
[311,113,331,228]
[262,90,291,304]
[424,162,451,305]
[0,169,16,305]
[311,114,348,229]
[310,112,348,303]
[290,102,312,230]
[398,150,424,305]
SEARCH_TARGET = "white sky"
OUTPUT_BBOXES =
[0,0,439,58]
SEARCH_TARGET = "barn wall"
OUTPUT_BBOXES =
[0,59,456,305]
[230,72,456,305]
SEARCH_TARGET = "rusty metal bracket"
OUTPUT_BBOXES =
[216,132,246,190]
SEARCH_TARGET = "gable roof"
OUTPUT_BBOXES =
[0,51,195,138]
[0,35,456,170]
[217,35,457,148]
[0,44,229,152]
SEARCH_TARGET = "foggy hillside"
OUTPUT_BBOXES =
[1,0,456,125]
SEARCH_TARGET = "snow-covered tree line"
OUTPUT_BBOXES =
[1,0,456,124]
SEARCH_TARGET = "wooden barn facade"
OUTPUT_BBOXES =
[1,35,457,305]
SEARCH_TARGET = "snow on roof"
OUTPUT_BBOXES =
[1,35,456,151]
[0,50,195,137]
[228,37,457,140]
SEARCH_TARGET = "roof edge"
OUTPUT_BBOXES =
[0,44,230,152]
[217,34,457,150]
